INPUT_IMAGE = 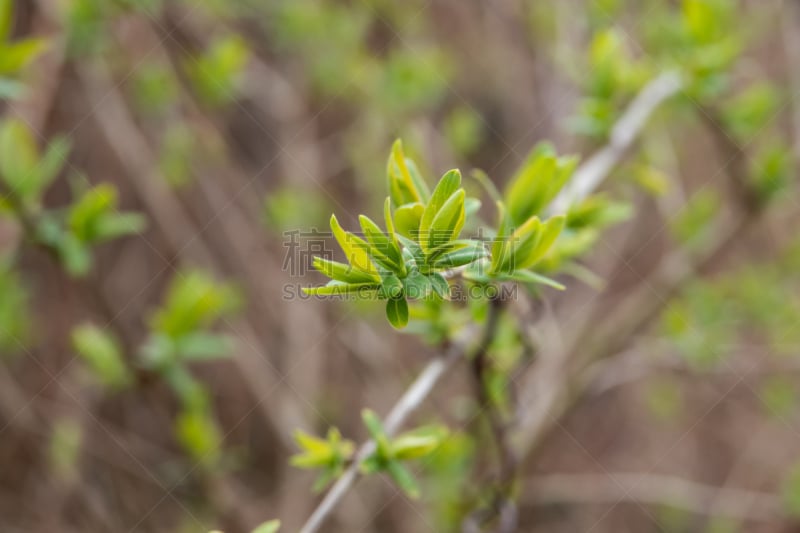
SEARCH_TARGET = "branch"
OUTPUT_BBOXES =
[298,69,685,533]
[550,70,684,213]
[298,333,472,533]
[511,211,759,457]
[523,473,782,522]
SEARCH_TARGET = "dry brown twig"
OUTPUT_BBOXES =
[522,473,781,522]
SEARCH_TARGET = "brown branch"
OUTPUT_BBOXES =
[298,331,475,533]
[522,473,782,522]
[468,297,520,533]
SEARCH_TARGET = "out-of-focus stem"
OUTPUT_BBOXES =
[550,70,684,213]
[298,335,471,533]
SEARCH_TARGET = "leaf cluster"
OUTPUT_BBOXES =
[303,140,577,328]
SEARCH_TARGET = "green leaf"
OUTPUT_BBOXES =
[494,215,541,274]
[405,157,431,203]
[504,143,576,225]
[0,260,29,351]
[426,189,465,251]
[393,202,425,240]
[185,34,249,107]
[175,332,234,361]
[58,233,91,276]
[383,196,397,245]
[0,118,38,198]
[493,215,565,274]
[251,520,281,533]
[434,242,488,269]
[49,418,82,481]
[69,184,144,244]
[386,460,420,499]
[522,214,565,268]
[139,333,177,371]
[290,427,354,472]
[392,426,447,460]
[722,83,780,140]
[302,281,380,298]
[70,183,117,241]
[490,201,512,272]
[0,38,48,76]
[71,324,130,389]
[152,271,241,337]
[428,272,450,299]
[0,0,12,43]
[386,296,409,329]
[92,212,147,242]
[330,214,377,276]
[359,214,403,272]
[175,406,221,469]
[497,270,565,290]
[313,256,379,284]
[387,140,428,206]
[380,273,404,299]
[567,194,632,230]
[419,169,461,246]
[362,409,391,457]
[33,136,70,193]
[402,270,433,300]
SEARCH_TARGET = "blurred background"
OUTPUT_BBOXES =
[1,0,800,532]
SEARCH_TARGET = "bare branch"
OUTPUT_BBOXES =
[550,70,684,214]
[298,332,473,533]
[523,473,782,522]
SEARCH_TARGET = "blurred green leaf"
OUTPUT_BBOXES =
[251,520,281,533]
[290,427,354,490]
[175,405,222,469]
[386,460,420,499]
[152,271,241,337]
[670,189,720,248]
[71,323,130,389]
[783,464,800,518]
[504,143,576,225]
[391,425,447,460]
[186,34,249,107]
[69,183,146,245]
[722,83,780,140]
[175,332,234,361]
[0,38,47,75]
[49,418,82,481]
[0,259,29,353]
[444,106,483,156]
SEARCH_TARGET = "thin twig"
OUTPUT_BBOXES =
[523,473,781,522]
[469,297,520,533]
[549,70,684,213]
[298,332,473,533]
